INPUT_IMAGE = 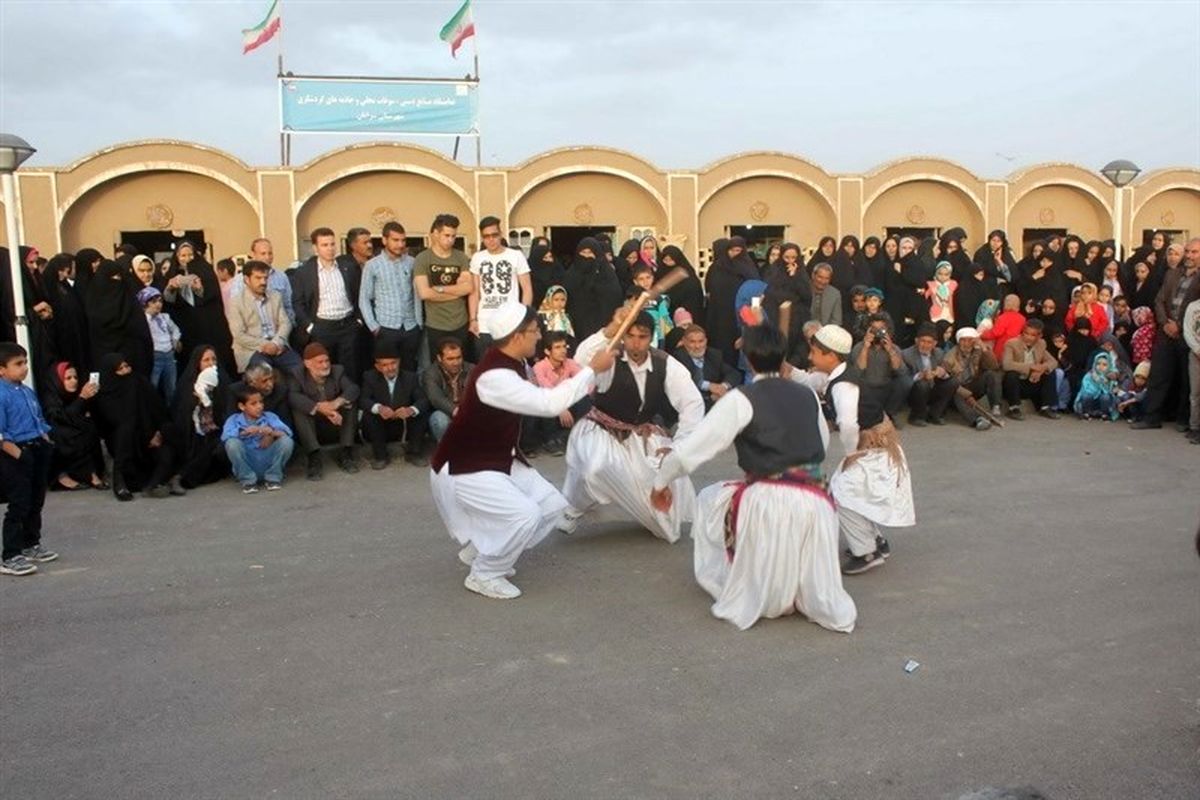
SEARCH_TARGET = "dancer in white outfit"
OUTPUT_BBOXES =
[651,324,857,632]
[429,302,613,599]
[565,311,704,542]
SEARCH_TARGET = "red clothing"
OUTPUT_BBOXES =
[1131,324,1156,365]
[981,310,1026,359]
[532,356,581,389]
[431,347,529,476]
[1064,304,1108,341]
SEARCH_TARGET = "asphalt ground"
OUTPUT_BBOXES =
[1,415,1197,799]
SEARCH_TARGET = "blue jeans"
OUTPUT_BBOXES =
[1053,368,1071,410]
[224,435,294,485]
[429,410,452,441]
[151,350,177,404]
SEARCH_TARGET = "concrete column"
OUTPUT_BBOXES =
[258,171,296,265]
[837,177,863,239]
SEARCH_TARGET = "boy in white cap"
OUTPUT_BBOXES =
[429,301,614,600]
[797,324,915,575]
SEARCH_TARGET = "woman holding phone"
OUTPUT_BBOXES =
[40,362,108,491]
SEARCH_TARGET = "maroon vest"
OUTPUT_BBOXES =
[431,348,530,475]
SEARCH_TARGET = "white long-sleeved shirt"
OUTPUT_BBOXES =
[655,376,829,490]
[789,362,859,457]
[475,366,595,417]
[593,351,705,439]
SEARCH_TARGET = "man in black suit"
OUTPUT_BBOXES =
[290,227,364,382]
[287,342,361,480]
[358,340,430,470]
[900,322,957,426]
[672,324,742,410]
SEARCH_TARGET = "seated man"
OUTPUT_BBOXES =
[943,326,1003,430]
[359,340,429,470]
[1001,319,1061,420]
[287,342,361,479]
[651,324,856,632]
[230,362,291,429]
[220,386,295,493]
[422,338,473,442]
[226,260,300,375]
[672,324,742,411]
[900,322,957,426]
[847,314,914,426]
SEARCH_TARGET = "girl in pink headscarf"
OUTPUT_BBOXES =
[1130,306,1156,365]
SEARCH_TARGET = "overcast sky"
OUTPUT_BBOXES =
[2,0,1198,177]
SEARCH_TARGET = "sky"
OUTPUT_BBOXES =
[1,0,1198,178]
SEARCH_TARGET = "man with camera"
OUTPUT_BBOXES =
[848,314,913,426]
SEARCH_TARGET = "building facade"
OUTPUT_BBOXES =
[6,139,1198,277]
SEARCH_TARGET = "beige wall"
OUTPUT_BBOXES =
[60,170,260,258]
[10,140,1199,274]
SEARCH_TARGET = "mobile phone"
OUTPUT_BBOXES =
[750,296,762,309]
[88,371,100,386]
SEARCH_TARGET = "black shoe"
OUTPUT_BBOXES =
[1129,420,1161,430]
[404,452,429,467]
[843,550,886,575]
[1006,406,1025,421]
[370,458,389,471]
[1188,430,1200,444]
[929,416,946,426]
[337,447,359,474]
[875,536,891,559]
[306,452,324,481]
[1175,422,1191,433]
[1038,407,1060,420]
[908,416,928,428]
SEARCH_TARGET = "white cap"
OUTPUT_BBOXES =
[814,324,852,355]
[956,327,980,341]
[485,301,528,340]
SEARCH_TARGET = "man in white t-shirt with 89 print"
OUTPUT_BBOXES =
[469,215,533,350]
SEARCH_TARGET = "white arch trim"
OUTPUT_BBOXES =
[58,162,261,218]
[294,163,476,216]
[1130,183,1200,219]
[696,170,837,214]
[862,174,985,216]
[1007,180,1113,216]
[507,166,668,219]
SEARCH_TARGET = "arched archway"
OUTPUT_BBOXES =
[1132,187,1200,243]
[295,170,475,256]
[60,170,261,258]
[1007,184,1111,245]
[862,179,985,243]
[698,174,837,252]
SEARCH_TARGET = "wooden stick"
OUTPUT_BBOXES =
[604,267,689,353]
[777,300,793,344]
[962,392,1006,427]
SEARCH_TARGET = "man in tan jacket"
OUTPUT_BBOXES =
[1001,318,1060,420]
[226,260,299,374]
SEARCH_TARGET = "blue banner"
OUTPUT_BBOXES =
[280,78,478,135]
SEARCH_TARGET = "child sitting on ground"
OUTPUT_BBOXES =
[1116,361,1151,421]
[139,286,182,404]
[530,331,591,457]
[855,288,894,343]
[1073,351,1120,420]
[220,386,294,493]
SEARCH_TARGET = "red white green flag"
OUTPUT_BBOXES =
[242,0,281,55]
[439,0,475,58]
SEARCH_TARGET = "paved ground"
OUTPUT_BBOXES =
[1,415,1197,799]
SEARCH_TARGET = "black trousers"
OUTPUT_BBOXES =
[310,317,363,384]
[1143,336,1191,424]
[360,412,429,460]
[1002,370,1056,409]
[293,410,357,453]
[908,377,957,420]
[1,439,52,560]
[375,326,423,374]
[109,423,180,492]
[426,325,469,362]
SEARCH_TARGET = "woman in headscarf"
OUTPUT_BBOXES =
[1123,261,1158,310]
[162,242,235,375]
[938,228,973,281]
[40,253,91,375]
[862,236,889,290]
[70,247,104,299]
[86,259,153,376]
[1081,241,1105,285]
[761,242,812,351]
[809,236,837,276]
[638,235,659,274]
[1127,231,1169,274]
[1017,247,1067,310]
[883,236,929,347]
[615,238,641,293]
[562,237,622,341]
[128,254,163,291]
[41,362,107,491]
[832,235,871,316]
[954,259,1002,332]
[1037,297,1065,342]
[1062,317,1096,401]
[1097,332,1133,387]
[1013,241,1044,297]
[659,244,705,324]
[94,352,185,501]
[1058,235,1087,297]
[973,229,1017,288]
[763,243,783,275]
[704,237,760,366]
[528,242,565,307]
[172,343,234,489]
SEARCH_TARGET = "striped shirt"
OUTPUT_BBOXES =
[316,260,353,320]
[360,252,421,331]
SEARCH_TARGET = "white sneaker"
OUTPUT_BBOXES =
[556,507,583,535]
[464,573,522,600]
[457,543,478,567]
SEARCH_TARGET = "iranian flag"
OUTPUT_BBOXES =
[242,0,281,55]
[439,0,475,58]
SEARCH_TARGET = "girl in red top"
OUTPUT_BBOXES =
[979,293,1026,359]
[1063,282,1108,342]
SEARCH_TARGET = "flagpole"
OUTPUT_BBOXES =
[472,27,481,167]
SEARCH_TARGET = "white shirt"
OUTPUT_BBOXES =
[475,365,596,417]
[789,363,859,457]
[316,260,353,321]
[594,351,705,439]
[655,377,828,490]
[470,247,530,328]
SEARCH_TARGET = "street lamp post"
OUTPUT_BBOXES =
[1100,159,1141,261]
[0,134,37,388]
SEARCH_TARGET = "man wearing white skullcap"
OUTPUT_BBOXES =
[795,324,915,577]
[429,301,614,600]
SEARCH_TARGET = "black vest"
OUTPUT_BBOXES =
[734,379,825,475]
[593,350,669,425]
[827,368,885,429]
